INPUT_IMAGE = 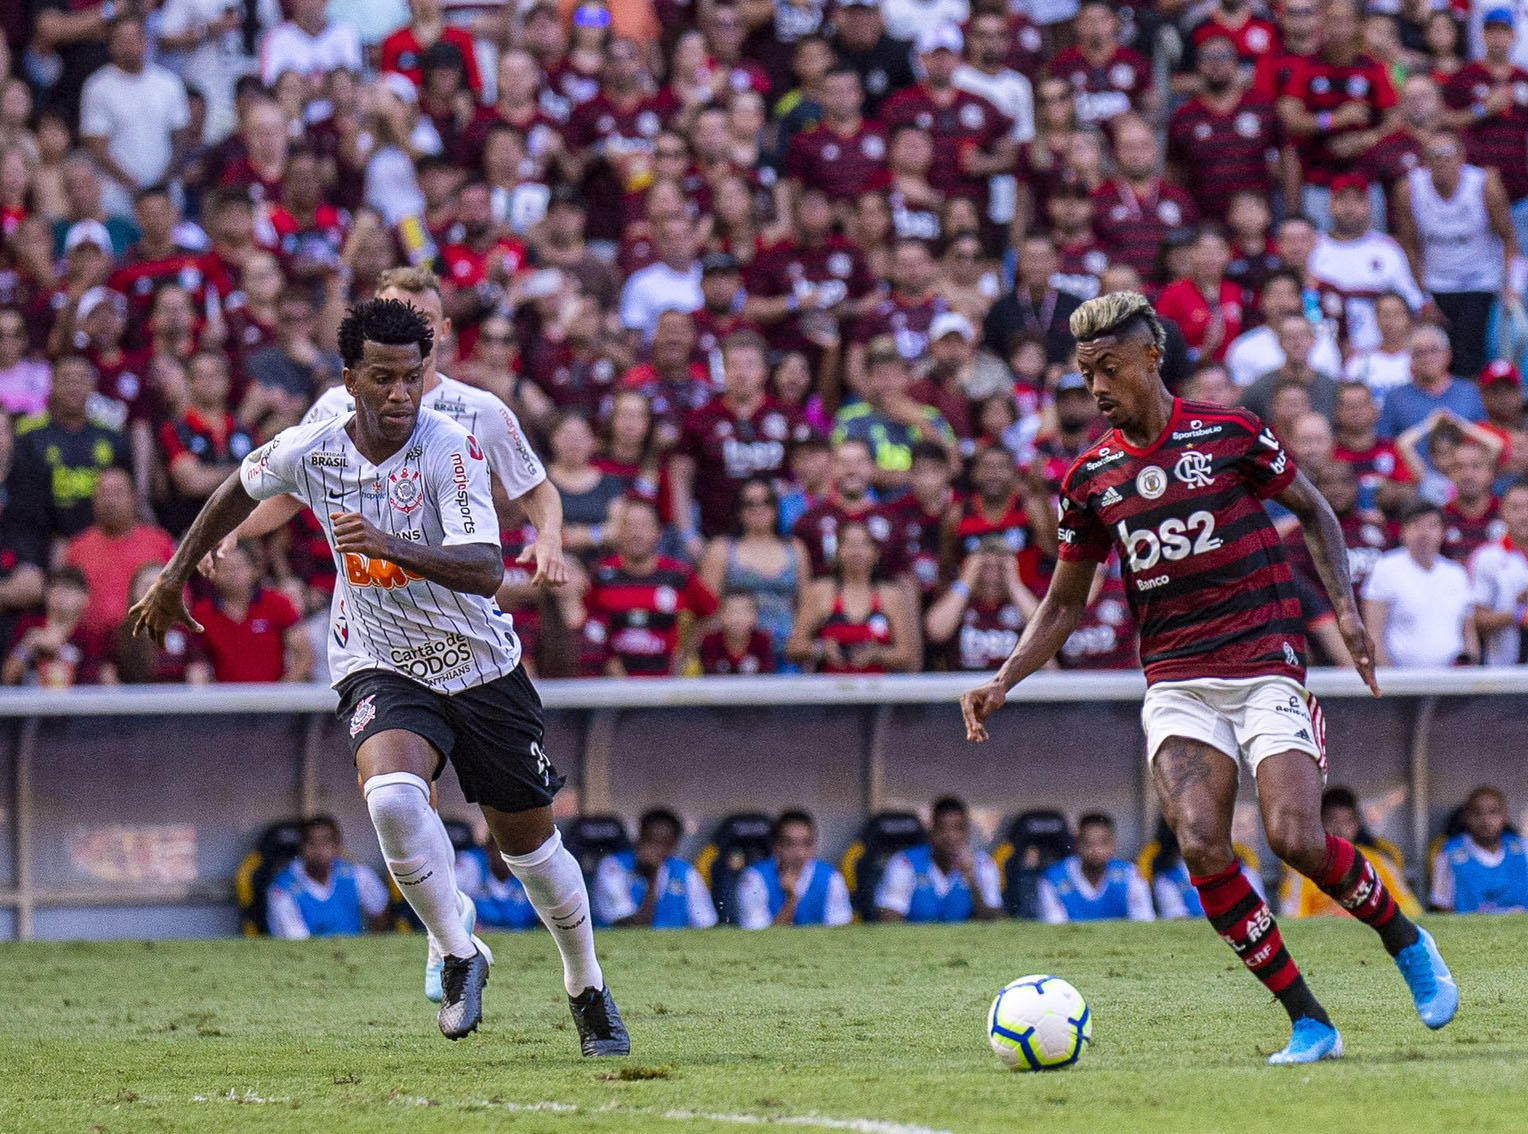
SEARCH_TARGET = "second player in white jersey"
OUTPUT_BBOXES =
[241,408,519,693]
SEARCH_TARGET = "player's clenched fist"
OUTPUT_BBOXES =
[960,681,1007,744]
[331,512,391,558]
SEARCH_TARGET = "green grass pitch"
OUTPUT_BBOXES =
[1,916,1525,1133]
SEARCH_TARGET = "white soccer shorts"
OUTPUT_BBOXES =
[1141,676,1328,776]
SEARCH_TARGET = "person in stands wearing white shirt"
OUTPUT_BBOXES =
[953,10,1033,230]
[1363,500,1478,667]
[1343,292,1415,406]
[1394,128,1519,383]
[79,15,192,217]
[1469,479,1528,666]
[1309,173,1426,354]
[734,810,854,930]
[156,0,281,143]
[259,0,362,91]
[1224,268,1342,389]
[618,214,702,345]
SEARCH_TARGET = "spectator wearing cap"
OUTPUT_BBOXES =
[63,468,173,640]
[1308,173,1425,355]
[834,337,957,492]
[826,3,910,118]
[0,307,51,417]
[1165,32,1279,223]
[1394,128,1519,383]
[258,0,362,89]
[1447,9,1528,259]
[1479,360,1528,477]
[689,252,753,362]
[52,222,117,343]
[1469,479,1528,666]
[1238,313,1339,425]
[7,355,128,546]
[880,22,1014,211]
[1363,500,1477,667]
[380,0,483,96]
[1044,2,1155,127]
[1377,324,1486,439]
[156,0,280,145]
[1275,0,1397,231]
[618,214,703,345]
[906,312,980,441]
[1155,228,1246,365]
[79,14,192,218]
[1089,115,1199,285]
[982,233,1081,366]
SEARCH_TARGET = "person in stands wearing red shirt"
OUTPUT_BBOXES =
[1045,1,1155,128]
[942,442,1058,595]
[1253,0,1321,103]
[1091,114,1198,285]
[584,495,718,677]
[439,180,528,356]
[787,518,920,674]
[381,0,483,97]
[697,590,775,675]
[2,567,105,687]
[880,23,1013,211]
[1183,0,1279,82]
[63,468,174,641]
[1331,381,1415,515]
[1443,439,1503,563]
[924,541,1039,673]
[1275,0,1398,231]
[156,350,256,536]
[1155,227,1246,366]
[1444,7,1528,256]
[791,437,895,578]
[189,542,310,683]
[783,66,887,209]
[1167,33,1279,222]
[669,330,814,554]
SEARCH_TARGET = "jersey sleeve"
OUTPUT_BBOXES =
[1428,846,1456,911]
[685,868,719,929]
[734,866,771,930]
[1235,414,1297,499]
[481,399,547,499]
[873,852,914,917]
[593,855,638,924]
[354,864,391,918]
[239,427,306,501]
[1056,477,1111,563]
[432,430,501,546]
[824,870,853,927]
[264,882,310,940]
[1125,866,1156,921]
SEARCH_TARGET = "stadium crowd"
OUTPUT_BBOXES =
[262,783,1528,937]
[1,0,1528,684]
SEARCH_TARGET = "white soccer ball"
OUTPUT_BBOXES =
[987,975,1092,1071]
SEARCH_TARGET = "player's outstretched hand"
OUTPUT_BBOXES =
[128,575,203,645]
[196,531,239,579]
[1337,609,1381,697]
[960,681,1007,743]
[517,537,570,589]
[330,511,390,558]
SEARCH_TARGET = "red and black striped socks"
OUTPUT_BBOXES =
[1192,861,1330,1025]
[1313,834,1419,957]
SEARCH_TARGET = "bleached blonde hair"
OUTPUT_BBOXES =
[1069,290,1166,352]
[375,265,443,299]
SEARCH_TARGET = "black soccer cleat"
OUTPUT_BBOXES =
[568,985,630,1057]
[438,947,490,1040]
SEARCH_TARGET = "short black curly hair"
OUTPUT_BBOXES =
[337,297,434,369]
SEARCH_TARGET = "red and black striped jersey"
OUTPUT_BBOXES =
[585,555,718,677]
[1056,398,1304,685]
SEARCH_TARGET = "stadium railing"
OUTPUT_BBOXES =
[0,667,1521,940]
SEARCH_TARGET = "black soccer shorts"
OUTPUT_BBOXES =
[335,665,565,813]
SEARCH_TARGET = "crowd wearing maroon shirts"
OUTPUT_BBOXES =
[2,0,1528,687]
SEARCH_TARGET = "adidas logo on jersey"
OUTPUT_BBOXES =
[1099,486,1123,507]
[1296,729,1311,742]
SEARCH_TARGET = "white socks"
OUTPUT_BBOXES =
[503,828,604,997]
[363,772,473,958]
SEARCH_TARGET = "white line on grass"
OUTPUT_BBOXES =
[448,1099,951,1134]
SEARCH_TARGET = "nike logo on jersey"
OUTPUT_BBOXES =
[328,488,351,500]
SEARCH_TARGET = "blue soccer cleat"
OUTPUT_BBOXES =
[1394,926,1458,1030]
[425,892,486,1003]
[1267,1017,1343,1065]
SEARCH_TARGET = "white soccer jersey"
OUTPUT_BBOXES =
[302,375,546,501]
[240,408,520,693]
[1308,231,1426,353]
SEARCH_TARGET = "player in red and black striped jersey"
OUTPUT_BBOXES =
[961,291,1454,1066]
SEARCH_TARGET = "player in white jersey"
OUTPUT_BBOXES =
[1309,177,1426,352]
[203,267,567,1007]
[130,299,628,1054]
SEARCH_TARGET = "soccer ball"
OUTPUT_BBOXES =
[987,975,1092,1071]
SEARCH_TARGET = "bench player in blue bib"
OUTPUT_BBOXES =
[1432,786,1528,914]
[875,797,1004,923]
[266,816,390,939]
[593,809,718,929]
[735,810,853,928]
[1038,813,1156,923]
